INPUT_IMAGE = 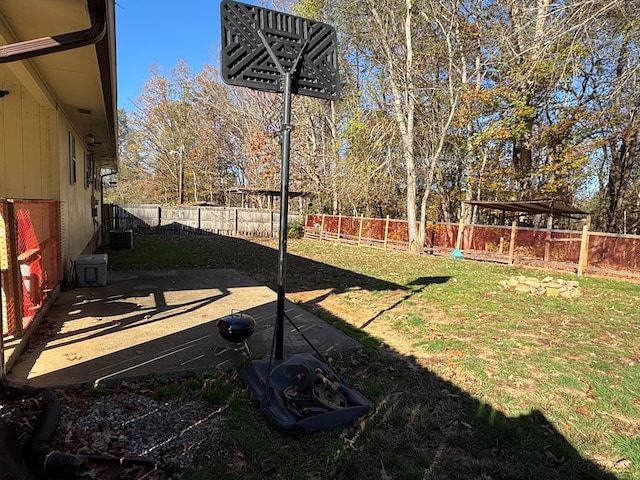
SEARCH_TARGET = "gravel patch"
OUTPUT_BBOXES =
[2,380,230,478]
[57,392,227,468]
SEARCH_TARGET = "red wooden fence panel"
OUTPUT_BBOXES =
[305,214,639,278]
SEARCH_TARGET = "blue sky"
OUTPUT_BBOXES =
[115,0,222,111]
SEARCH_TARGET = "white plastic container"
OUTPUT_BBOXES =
[75,254,108,286]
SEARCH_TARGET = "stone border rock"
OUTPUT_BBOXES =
[500,275,582,298]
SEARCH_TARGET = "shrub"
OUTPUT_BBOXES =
[287,220,304,238]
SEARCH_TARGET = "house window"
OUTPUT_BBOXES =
[69,132,76,185]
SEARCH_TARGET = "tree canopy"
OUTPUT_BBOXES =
[109,0,640,235]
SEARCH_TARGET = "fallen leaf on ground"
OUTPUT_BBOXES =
[227,446,248,474]
[544,450,565,463]
[576,405,590,416]
[543,445,565,463]
[446,349,464,358]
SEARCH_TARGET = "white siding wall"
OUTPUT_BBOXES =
[0,76,57,200]
[0,68,99,280]
[57,113,99,277]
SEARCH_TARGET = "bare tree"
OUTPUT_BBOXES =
[128,61,199,204]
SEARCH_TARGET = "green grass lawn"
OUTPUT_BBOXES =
[105,234,640,479]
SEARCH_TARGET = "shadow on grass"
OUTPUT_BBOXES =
[360,276,451,329]
[301,302,617,480]
[18,233,618,479]
[103,231,404,295]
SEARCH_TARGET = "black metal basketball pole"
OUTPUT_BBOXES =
[275,70,292,360]
[257,30,305,360]
[223,0,338,363]
[224,2,371,435]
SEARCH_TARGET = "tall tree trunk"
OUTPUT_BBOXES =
[606,132,638,232]
[368,0,421,252]
[330,101,340,215]
[507,0,551,198]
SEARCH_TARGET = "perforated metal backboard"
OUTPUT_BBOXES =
[220,0,340,100]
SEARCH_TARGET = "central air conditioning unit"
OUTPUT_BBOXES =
[109,229,133,249]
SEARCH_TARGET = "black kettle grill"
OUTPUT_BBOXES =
[214,311,256,356]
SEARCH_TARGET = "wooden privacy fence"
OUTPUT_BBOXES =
[105,204,303,237]
[305,214,640,279]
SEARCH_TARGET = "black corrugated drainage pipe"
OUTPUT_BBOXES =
[1,382,160,479]
[1,384,84,478]
[22,388,85,478]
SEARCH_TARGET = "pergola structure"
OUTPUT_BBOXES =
[457,199,591,273]
[464,199,588,219]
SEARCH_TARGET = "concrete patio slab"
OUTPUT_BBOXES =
[5,269,362,389]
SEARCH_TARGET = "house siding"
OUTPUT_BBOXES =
[0,73,98,281]
[0,79,58,200]
[57,113,100,279]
